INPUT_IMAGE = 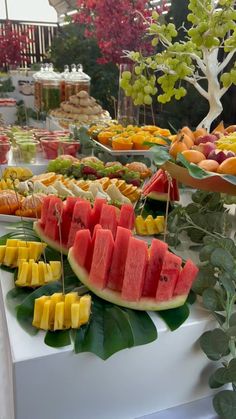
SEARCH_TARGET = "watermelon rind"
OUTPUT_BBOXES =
[68,248,188,311]
[146,192,169,201]
[34,221,69,255]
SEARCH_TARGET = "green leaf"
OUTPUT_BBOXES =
[229,313,236,327]
[226,326,236,337]
[219,272,235,295]
[0,265,16,273]
[186,290,197,305]
[177,154,214,179]
[213,359,236,384]
[209,372,224,389]
[151,146,171,166]
[191,266,216,295]
[6,286,33,314]
[202,288,224,312]
[158,303,190,331]
[213,390,236,419]
[44,330,71,348]
[213,312,226,327]
[74,297,157,360]
[199,244,217,262]
[210,248,235,273]
[200,329,230,361]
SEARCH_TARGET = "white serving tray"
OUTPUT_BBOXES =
[93,139,154,156]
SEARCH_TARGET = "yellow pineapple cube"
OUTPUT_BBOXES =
[4,246,18,266]
[135,216,147,235]
[0,245,6,263]
[6,239,18,247]
[17,247,29,264]
[32,296,49,328]
[31,262,40,286]
[79,295,92,325]
[49,261,62,280]
[146,215,158,235]
[28,242,46,261]
[54,302,65,330]
[155,216,165,233]
[17,241,27,247]
[64,293,78,328]
[15,261,29,286]
[71,304,80,329]
[40,300,52,330]
[43,263,53,283]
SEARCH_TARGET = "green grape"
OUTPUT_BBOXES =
[144,95,152,105]
[122,71,132,80]
[144,85,153,94]
[152,38,159,47]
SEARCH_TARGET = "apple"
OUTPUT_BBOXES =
[207,149,235,164]
[194,134,218,145]
[193,142,216,157]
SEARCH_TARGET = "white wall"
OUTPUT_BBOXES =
[0,0,57,22]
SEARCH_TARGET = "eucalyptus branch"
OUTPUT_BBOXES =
[185,76,209,99]
[218,50,235,73]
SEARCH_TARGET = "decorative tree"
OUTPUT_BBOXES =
[76,0,168,65]
[120,0,236,131]
[0,21,33,69]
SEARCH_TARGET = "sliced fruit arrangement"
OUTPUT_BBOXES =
[47,156,152,185]
[142,169,180,202]
[68,226,199,311]
[15,260,61,287]
[2,167,33,181]
[0,239,46,267]
[32,293,91,331]
[34,196,135,254]
[135,215,165,236]
[89,123,171,150]
[169,123,236,175]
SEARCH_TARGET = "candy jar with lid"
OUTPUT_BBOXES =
[60,64,70,102]
[41,63,61,113]
[65,64,91,100]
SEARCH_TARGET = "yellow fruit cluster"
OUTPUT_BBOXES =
[3,167,33,181]
[217,134,236,152]
[33,293,91,331]
[0,239,46,267]
[16,260,61,287]
[0,178,18,190]
[135,215,165,236]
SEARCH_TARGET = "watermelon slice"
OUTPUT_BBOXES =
[89,229,114,289]
[34,195,133,254]
[68,227,199,310]
[156,252,182,301]
[73,229,92,272]
[67,200,92,249]
[174,259,199,296]
[121,237,148,302]
[142,239,168,297]
[143,169,179,201]
[119,204,135,230]
[107,227,131,291]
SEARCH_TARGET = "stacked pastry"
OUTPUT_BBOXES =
[50,90,111,124]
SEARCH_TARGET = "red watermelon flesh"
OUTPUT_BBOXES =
[142,239,168,298]
[89,229,114,289]
[73,229,92,272]
[121,237,148,302]
[61,197,78,244]
[86,224,102,271]
[143,169,179,201]
[44,197,63,241]
[100,204,118,238]
[90,198,106,233]
[107,226,132,292]
[118,204,135,230]
[67,200,92,248]
[39,195,52,228]
[174,259,199,296]
[156,252,182,301]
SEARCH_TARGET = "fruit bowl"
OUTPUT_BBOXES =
[163,161,236,195]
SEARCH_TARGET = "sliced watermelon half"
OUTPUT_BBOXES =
[34,196,135,254]
[143,169,179,201]
[68,227,199,311]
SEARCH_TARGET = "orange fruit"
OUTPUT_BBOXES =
[212,121,225,134]
[217,157,236,175]
[177,132,194,148]
[181,126,195,142]
[225,125,236,134]
[193,128,208,140]
[30,172,57,186]
[181,150,205,164]
[169,140,188,159]
[198,159,219,172]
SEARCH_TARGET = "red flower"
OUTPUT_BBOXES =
[0,21,34,68]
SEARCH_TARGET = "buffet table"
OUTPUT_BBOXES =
[0,212,219,419]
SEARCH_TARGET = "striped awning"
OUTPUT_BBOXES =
[48,0,78,16]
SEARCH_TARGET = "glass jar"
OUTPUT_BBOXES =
[60,65,70,102]
[41,64,61,113]
[33,65,45,112]
[65,64,91,101]
[117,63,139,126]
[16,139,40,164]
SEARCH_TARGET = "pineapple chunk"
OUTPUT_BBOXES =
[146,215,158,235]
[155,216,165,233]
[64,293,78,328]
[32,296,49,328]
[16,260,62,288]
[28,242,46,260]
[79,295,92,325]
[71,304,80,329]
[40,300,52,330]
[4,247,18,266]
[135,215,147,235]
[15,261,29,286]
[50,261,62,280]
[6,239,18,247]
[31,262,40,286]
[43,263,53,283]
[0,246,6,263]
[54,302,65,330]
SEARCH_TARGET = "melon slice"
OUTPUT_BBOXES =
[99,204,118,238]
[90,198,106,232]
[39,195,52,228]
[107,227,131,291]
[61,197,78,245]
[44,197,63,241]
[143,169,179,201]
[142,239,168,298]
[156,252,182,301]
[73,229,92,272]
[89,229,114,289]
[67,200,92,249]
[68,228,199,311]
[118,204,135,230]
